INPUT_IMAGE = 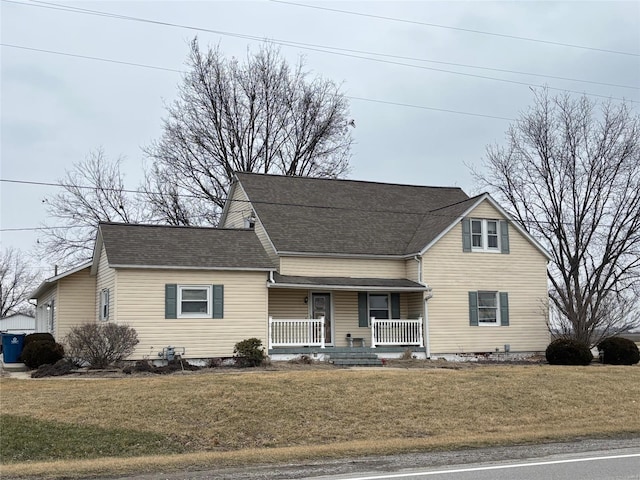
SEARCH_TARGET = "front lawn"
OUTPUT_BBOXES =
[1,365,638,478]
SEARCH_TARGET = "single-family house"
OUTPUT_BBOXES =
[31,172,551,362]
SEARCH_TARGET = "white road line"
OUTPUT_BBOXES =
[337,453,640,480]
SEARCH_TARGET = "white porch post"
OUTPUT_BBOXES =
[370,317,376,348]
[320,316,326,349]
[268,316,273,351]
[417,316,424,348]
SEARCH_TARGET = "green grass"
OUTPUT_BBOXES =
[0,414,186,462]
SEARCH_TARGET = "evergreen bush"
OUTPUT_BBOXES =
[597,337,640,365]
[23,332,55,348]
[233,338,265,367]
[20,340,65,369]
[545,338,592,365]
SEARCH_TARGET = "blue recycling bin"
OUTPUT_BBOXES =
[2,333,26,363]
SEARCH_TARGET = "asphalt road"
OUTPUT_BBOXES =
[303,451,640,480]
[117,437,640,480]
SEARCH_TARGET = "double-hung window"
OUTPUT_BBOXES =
[368,294,390,320]
[178,286,211,317]
[165,284,224,319]
[469,291,509,326]
[464,218,508,253]
[477,291,498,325]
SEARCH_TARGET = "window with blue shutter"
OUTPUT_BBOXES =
[469,291,510,326]
[358,292,368,327]
[165,284,224,319]
[468,292,478,326]
[212,285,224,319]
[462,218,471,252]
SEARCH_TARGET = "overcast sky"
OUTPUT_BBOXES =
[1,0,639,272]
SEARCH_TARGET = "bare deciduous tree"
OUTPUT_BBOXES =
[39,149,146,267]
[0,247,40,317]
[143,38,354,225]
[474,89,640,346]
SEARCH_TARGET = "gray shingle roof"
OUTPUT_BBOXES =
[99,223,274,270]
[272,273,427,290]
[235,172,471,256]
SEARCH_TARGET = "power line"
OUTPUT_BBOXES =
[0,177,627,230]
[269,0,640,58]
[3,1,637,103]
[0,43,520,119]
[21,0,637,91]
[2,41,635,109]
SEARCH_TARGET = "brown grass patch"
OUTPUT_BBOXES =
[1,365,639,478]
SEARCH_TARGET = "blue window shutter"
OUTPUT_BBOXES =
[468,291,479,326]
[500,292,509,326]
[462,218,471,252]
[500,220,510,254]
[358,292,368,327]
[212,285,224,319]
[391,293,400,319]
[165,284,177,319]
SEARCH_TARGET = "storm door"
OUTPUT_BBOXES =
[311,293,332,345]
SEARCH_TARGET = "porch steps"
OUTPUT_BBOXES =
[328,352,383,367]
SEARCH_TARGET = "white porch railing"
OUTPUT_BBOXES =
[371,317,424,348]
[268,316,325,349]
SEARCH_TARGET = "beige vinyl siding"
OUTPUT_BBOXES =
[424,199,549,354]
[95,246,116,322]
[222,183,278,266]
[268,289,309,319]
[115,269,268,359]
[222,183,252,229]
[279,257,406,278]
[407,292,424,318]
[56,267,96,340]
[405,258,420,283]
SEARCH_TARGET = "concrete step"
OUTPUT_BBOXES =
[329,353,380,360]
[330,357,384,367]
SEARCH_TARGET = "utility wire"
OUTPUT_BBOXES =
[9,0,636,90]
[1,41,634,107]
[0,177,626,230]
[3,0,637,103]
[0,43,518,119]
[269,0,640,58]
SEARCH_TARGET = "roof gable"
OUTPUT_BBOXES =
[235,172,470,256]
[97,223,274,270]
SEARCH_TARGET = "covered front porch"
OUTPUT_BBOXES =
[267,273,428,358]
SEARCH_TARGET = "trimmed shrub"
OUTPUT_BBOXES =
[545,338,593,365]
[20,340,65,369]
[597,337,640,365]
[23,333,55,348]
[64,323,139,369]
[234,338,265,367]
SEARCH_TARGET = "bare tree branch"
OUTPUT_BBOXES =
[38,148,148,267]
[0,247,40,317]
[143,38,354,226]
[474,89,640,345]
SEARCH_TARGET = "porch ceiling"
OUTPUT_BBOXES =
[269,273,427,291]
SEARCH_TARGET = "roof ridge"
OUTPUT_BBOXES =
[235,171,465,191]
[99,221,254,232]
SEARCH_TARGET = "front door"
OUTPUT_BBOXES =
[312,293,332,345]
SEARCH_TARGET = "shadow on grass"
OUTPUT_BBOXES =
[1,414,187,463]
